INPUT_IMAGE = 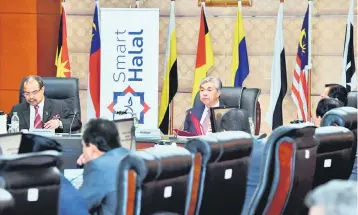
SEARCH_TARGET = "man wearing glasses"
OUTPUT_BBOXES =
[6,75,81,133]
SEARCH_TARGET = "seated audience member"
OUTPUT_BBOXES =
[321,83,348,106]
[7,75,82,133]
[305,180,357,215]
[184,76,227,135]
[220,109,251,133]
[23,133,89,215]
[77,118,129,215]
[315,98,344,126]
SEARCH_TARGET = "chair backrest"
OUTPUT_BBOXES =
[0,188,15,214]
[313,126,355,188]
[247,123,317,215]
[321,106,358,178]
[19,77,81,118]
[347,91,357,108]
[185,131,253,215]
[0,151,61,215]
[117,146,194,215]
[321,107,357,130]
[193,87,261,134]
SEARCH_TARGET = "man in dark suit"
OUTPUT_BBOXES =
[183,76,227,135]
[76,118,129,215]
[7,75,81,133]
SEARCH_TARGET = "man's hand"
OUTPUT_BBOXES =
[77,154,87,166]
[44,119,60,129]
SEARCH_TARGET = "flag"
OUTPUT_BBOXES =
[55,3,71,78]
[291,3,312,122]
[342,0,356,92]
[231,1,250,87]
[87,1,101,119]
[265,2,287,130]
[191,2,214,103]
[135,0,140,8]
[158,0,178,134]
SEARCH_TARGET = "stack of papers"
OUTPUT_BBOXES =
[64,169,84,189]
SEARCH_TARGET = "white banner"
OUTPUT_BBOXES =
[100,8,159,129]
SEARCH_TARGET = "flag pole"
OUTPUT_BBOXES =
[168,0,176,135]
[308,0,313,121]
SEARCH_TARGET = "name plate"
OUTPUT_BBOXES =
[135,128,161,140]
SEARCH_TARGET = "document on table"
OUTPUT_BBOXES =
[64,169,84,189]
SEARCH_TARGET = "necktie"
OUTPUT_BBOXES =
[34,105,43,129]
[202,110,212,134]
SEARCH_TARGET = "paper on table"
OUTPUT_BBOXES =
[64,169,84,189]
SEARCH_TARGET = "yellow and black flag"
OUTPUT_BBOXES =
[55,2,71,77]
[191,2,214,103]
[158,0,178,134]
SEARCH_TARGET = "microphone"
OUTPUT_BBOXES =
[129,123,136,151]
[69,112,78,136]
[256,133,267,140]
[116,110,128,115]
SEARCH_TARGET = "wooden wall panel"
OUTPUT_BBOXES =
[37,14,60,77]
[0,14,38,90]
[0,0,60,113]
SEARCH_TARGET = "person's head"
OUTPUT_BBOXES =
[305,180,357,215]
[315,98,344,126]
[220,109,250,133]
[82,118,121,162]
[321,84,348,105]
[22,75,45,106]
[199,76,222,108]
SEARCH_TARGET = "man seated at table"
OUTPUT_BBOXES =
[183,76,227,135]
[7,75,82,133]
[77,118,129,215]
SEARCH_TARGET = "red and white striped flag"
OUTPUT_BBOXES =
[291,1,312,122]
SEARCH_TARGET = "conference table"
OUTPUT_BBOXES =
[51,134,188,170]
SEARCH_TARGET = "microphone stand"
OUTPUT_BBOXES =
[69,112,78,137]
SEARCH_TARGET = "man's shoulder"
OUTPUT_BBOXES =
[85,148,129,173]
[12,102,28,111]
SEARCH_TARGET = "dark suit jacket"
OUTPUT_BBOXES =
[7,98,82,133]
[79,148,129,215]
[184,99,227,134]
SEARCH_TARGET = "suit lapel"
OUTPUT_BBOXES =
[42,99,52,123]
[22,104,30,129]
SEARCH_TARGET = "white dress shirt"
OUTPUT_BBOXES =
[29,98,45,129]
[200,101,219,134]
[200,101,220,124]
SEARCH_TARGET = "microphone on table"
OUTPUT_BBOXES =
[256,133,267,140]
[69,112,78,137]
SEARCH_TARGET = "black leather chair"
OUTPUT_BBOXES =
[0,151,62,215]
[19,77,81,118]
[0,188,15,214]
[321,107,358,130]
[321,106,358,175]
[246,123,317,215]
[117,146,194,215]
[185,131,253,215]
[313,126,355,188]
[193,87,261,134]
[347,91,357,108]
